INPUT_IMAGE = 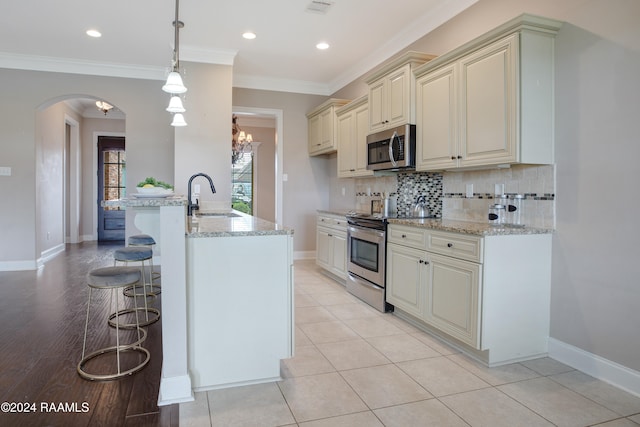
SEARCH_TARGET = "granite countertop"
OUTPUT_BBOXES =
[101,195,187,208]
[187,211,293,238]
[317,209,552,236]
[388,217,553,236]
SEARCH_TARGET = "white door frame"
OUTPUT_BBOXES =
[232,106,284,225]
[64,114,80,244]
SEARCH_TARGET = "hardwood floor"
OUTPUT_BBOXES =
[0,242,178,427]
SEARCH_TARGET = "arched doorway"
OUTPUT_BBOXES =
[36,96,125,256]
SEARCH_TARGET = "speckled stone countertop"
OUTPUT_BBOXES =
[187,211,293,238]
[388,218,553,236]
[101,195,187,208]
[317,209,552,236]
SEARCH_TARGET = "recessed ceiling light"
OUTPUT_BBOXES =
[86,29,102,38]
[316,42,330,50]
[242,32,256,40]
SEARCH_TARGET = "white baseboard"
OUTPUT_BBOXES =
[294,251,316,260]
[548,337,640,397]
[158,373,194,406]
[37,244,65,268]
[0,260,38,271]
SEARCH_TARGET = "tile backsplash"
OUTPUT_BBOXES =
[350,164,555,228]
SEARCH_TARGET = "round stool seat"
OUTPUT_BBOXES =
[114,247,153,262]
[88,266,141,289]
[128,234,156,246]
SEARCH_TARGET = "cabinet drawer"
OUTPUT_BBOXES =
[388,224,428,249]
[427,230,482,263]
[317,215,347,232]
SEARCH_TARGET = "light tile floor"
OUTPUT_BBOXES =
[180,260,640,427]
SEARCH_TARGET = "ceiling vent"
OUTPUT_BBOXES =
[305,0,334,14]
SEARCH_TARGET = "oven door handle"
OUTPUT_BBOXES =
[388,131,398,167]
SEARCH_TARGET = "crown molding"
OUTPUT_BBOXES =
[180,45,237,65]
[233,74,332,96]
[327,0,479,94]
[0,52,166,80]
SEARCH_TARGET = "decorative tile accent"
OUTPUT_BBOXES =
[396,172,443,218]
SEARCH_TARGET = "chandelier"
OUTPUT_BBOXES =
[162,0,187,127]
[232,115,253,164]
[95,101,113,115]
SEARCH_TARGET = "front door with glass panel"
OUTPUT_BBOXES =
[97,136,126,241]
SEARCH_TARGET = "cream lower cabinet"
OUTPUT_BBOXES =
[387,223,552,366]
[425,253,481,348]
[316,213,347,280]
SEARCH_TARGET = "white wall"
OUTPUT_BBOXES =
[174,62,233,209]
[0,68,173,269]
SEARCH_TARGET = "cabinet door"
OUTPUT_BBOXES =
[386,243,427,318]
[460,34,517,166]
[331,232,347,278]
[416,63,458,171]
[316,228,332,269]
[319,108,334,149]
[368,78,386,132]
[353,103,372,175]
[425,253,481,348]
[308,114,322,154]
[337,111,355,177]
[386,64,411,129]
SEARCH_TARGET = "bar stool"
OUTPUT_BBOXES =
[77,266,150,381]
[128,234,161,295]
[113,246,160,327]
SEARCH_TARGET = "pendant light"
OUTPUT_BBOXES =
[171,113,188,127]
[164,0,188,126]
[166,95,186,113]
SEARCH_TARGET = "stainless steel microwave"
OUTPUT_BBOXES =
[366,124,416,171]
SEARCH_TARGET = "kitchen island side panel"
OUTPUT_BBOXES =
[186,233,293,390]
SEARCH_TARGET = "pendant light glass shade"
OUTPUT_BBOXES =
[171,113,187,127]
[162,71,187,94]
[166,95,186,113]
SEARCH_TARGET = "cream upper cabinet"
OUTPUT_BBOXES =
[365,52,435,133]
[337,96,373,178]
[414,14,562,171]
[307,98,350,156]
[415,63,458,170]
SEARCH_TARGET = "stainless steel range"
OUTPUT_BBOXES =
[346,213,393,312]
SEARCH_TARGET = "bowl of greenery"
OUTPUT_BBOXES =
[136,177,174,195]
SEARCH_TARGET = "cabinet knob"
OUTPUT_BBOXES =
[447,243,453,248]
[457,155,462,159]
[451,156,456,160]
[328,233,333,237]
[419,260,430,265]
[401,234,407,238]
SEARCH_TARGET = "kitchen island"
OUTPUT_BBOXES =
[101,198,294,401]
[186,212,294,391]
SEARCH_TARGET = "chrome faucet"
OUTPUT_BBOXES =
[187,173,216,217]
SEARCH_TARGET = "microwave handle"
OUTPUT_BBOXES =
[388,131,398,167]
